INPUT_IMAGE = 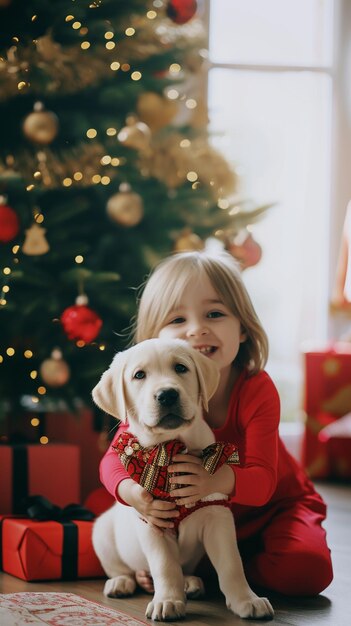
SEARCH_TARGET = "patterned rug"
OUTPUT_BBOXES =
[0,592,147,626]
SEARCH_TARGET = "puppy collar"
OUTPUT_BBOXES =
[113,432,239,529]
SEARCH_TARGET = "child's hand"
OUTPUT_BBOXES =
[119,480,180,534]
[167,453,215,506]
[168,453,235,507]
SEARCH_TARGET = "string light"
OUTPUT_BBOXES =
[63,177,73,187]
[81,41,90,49]
[3,267,11,275]
[167,89,179,100]
[86,128,97,138]
[131,71,142,81]
[75,255,84,264]
[30,370,38,379]
[31,418,40,427]
[101,155,111,165]
[217,199,229,210]
[186,99,197,109]
[187,171,198,182]
[106,42,115,50]
[104,31,114,39]
[101,176,110,185]
[72,21,82,30]
[73,172,83,181]
[76,340,85,348]
[180,139,191,148]
[24,350,33,358]
[40,436,49,444]
[92,174,101,184]
[38,386,46,395]
[6,348,15,356]
[125,28,135,37]
[106,127,117,136]
[147,10,157,19]
[110,61,120,71]
[170,63,181,74]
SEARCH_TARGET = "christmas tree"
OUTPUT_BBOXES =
[0,0,267,438]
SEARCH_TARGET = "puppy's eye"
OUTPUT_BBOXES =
[133,370,146,380]
[175,363,188,374]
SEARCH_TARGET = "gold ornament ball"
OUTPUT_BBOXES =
[174,229,205,252]
[137,92,178,132]
[39,357,70,387]
[23,110,59,145]
[117,121,151,151]
[107,192,144,227]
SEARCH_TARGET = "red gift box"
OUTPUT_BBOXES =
[0,515,104,581]
[45,409,104,501]
[0,444,80,514]
[302,343,351,478]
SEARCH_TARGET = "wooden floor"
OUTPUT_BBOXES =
[1,481,350,625]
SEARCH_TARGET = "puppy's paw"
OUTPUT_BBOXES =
[104,575,136,598]
[145,598,186,621]
[184,575,205,599]
[229,595,274,620]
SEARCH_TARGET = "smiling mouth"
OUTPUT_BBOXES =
[194,346,217,355]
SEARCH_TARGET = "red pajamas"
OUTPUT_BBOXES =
[100,369,333,596]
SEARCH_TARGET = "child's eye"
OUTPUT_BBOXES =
[133,370,146,379]
[174,363,189,374]
[169,316,185,324]
[207,311,225,318]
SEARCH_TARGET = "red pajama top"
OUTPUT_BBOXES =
[99,368,323,540]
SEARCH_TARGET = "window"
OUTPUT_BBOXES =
[206,0,337,420]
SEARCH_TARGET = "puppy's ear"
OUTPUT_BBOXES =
[191,350,220,411]
[92,353,128,421]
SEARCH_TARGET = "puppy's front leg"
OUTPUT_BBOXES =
[202,508,274,620]
[137,523,185,621]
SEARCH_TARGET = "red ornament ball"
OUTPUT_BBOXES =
[166,0,197,24]
[0,204,20,243]
[60,304,103,343]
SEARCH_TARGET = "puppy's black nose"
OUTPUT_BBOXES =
[156,388,179,407]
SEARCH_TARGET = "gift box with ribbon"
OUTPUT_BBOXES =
[301,343,351,478]
[0,496,104,581]
[0,444,80,514]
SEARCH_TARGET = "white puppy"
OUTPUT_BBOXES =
[92,338,274,621]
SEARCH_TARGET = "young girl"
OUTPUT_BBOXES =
[99,250,333,597]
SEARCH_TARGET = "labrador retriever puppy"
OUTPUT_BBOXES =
[92,338,274,621]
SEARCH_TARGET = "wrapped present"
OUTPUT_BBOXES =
[0,444,80,514]
[302,412,336,478]
[303,342,351,416]
[0,496,104,581]
[302,343,351,478]
[45,409,104,501]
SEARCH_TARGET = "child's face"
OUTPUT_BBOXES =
[158,274,246,375]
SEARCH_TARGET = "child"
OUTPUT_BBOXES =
[99,250,333,597]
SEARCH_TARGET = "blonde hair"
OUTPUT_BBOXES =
[133,250,268,374]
